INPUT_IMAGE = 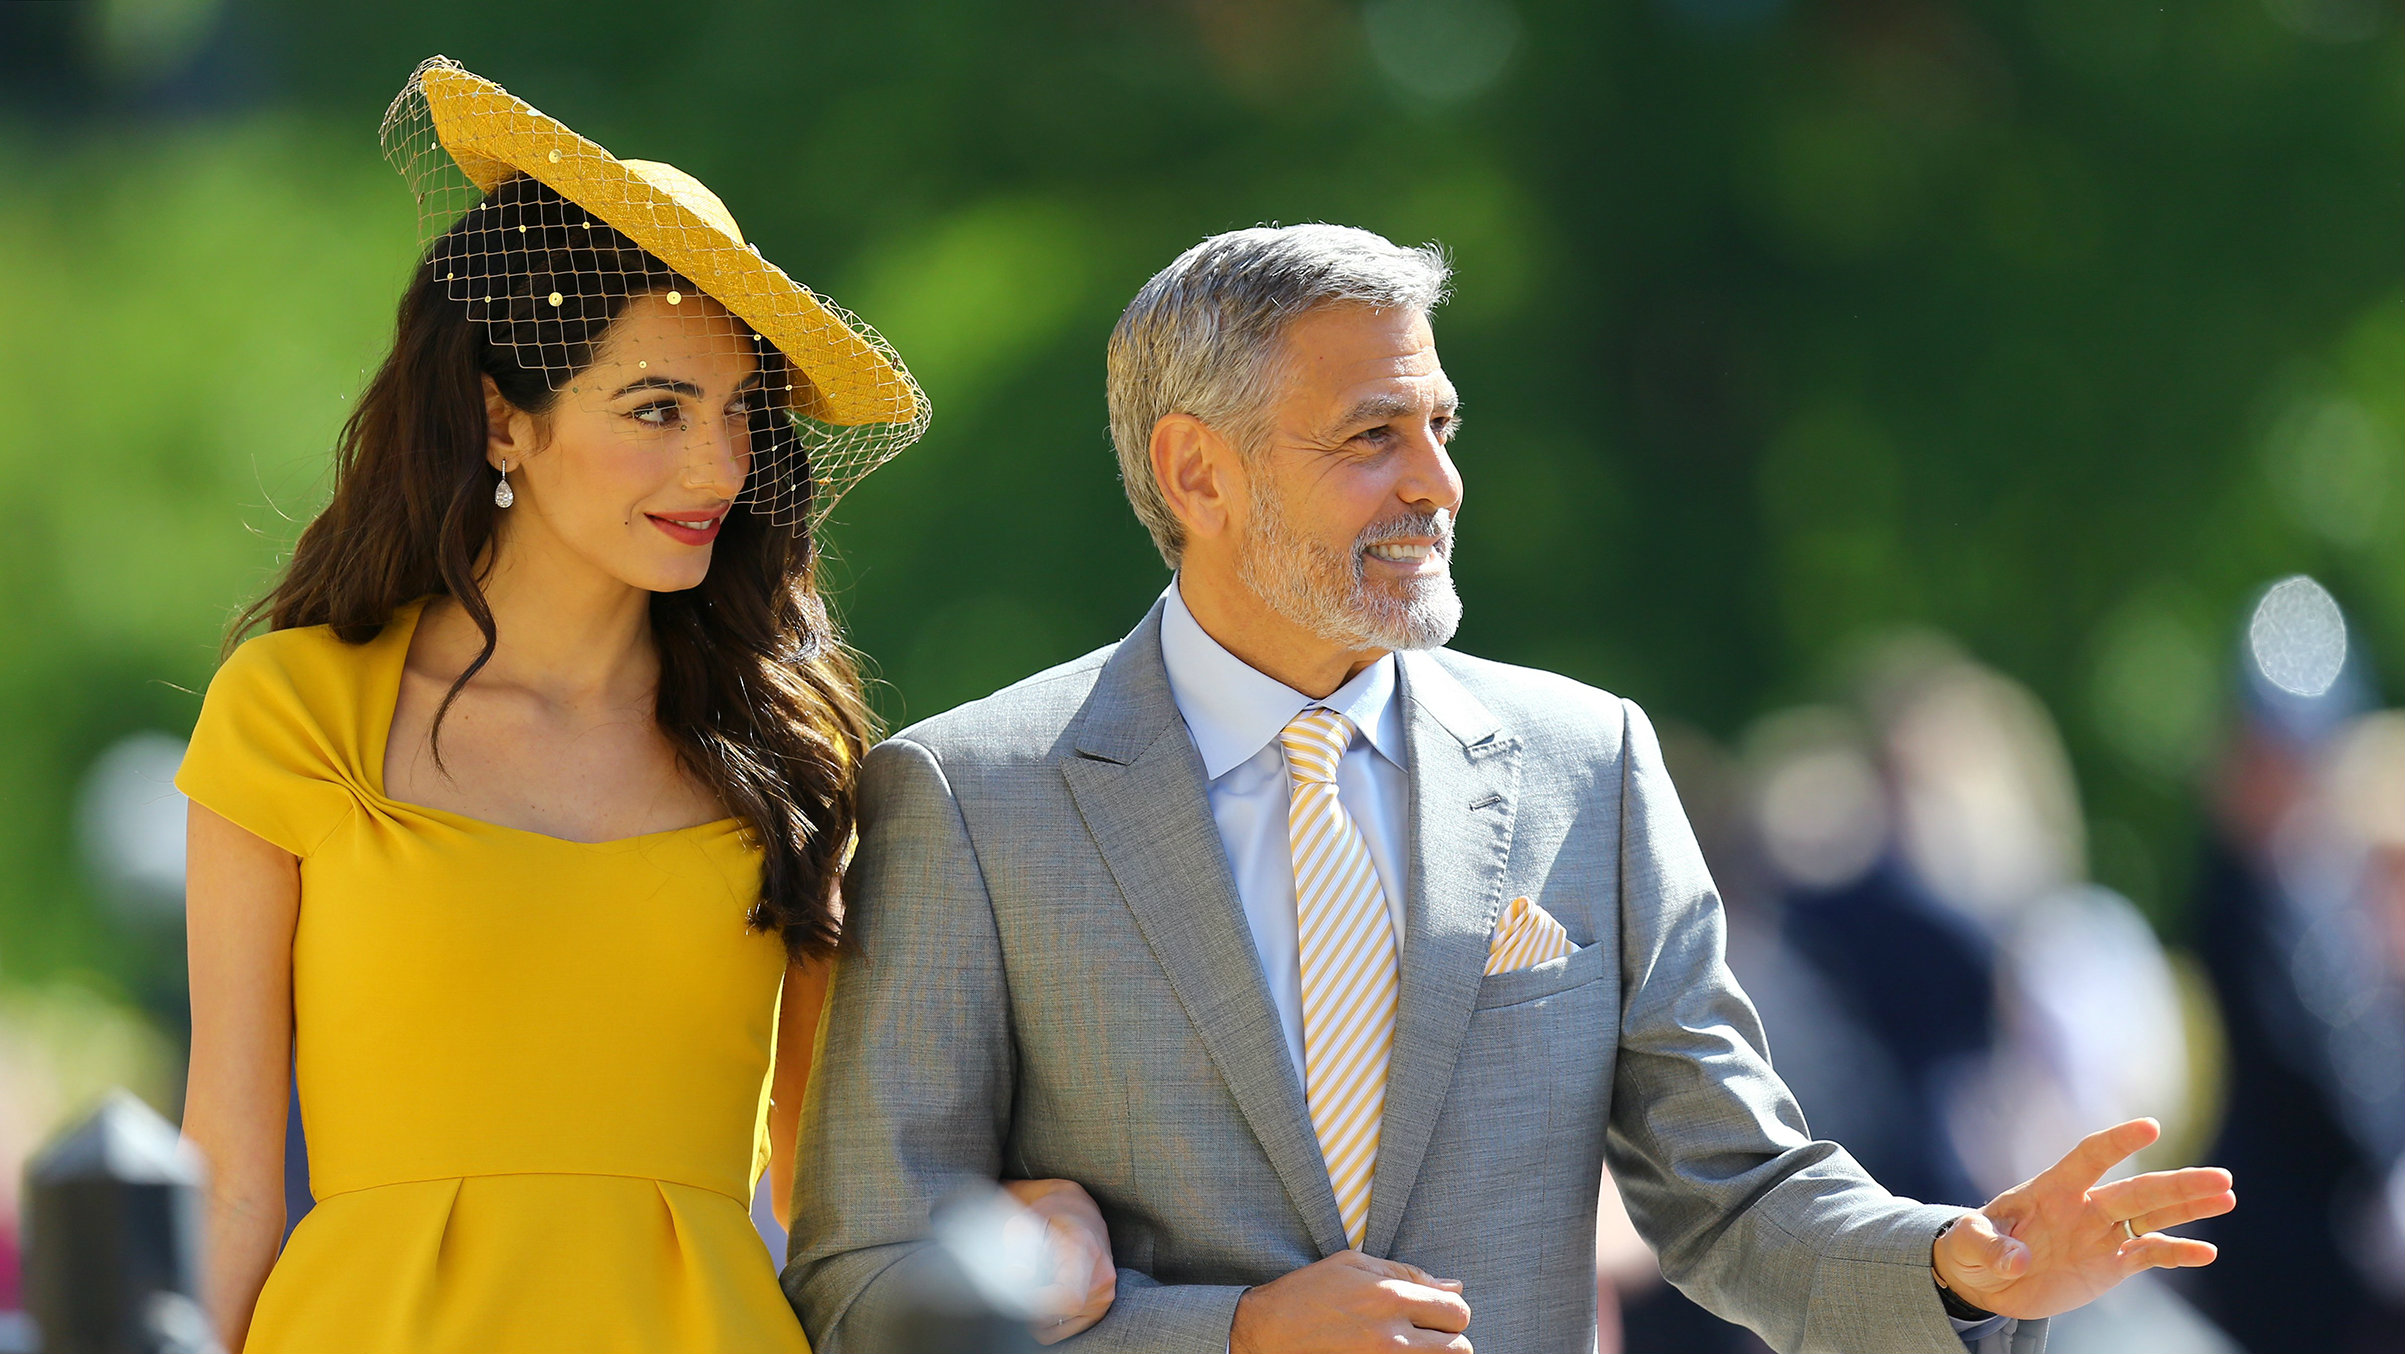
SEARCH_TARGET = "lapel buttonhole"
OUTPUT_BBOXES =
[1468,793,1505,811]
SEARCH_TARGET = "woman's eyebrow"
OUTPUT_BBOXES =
[610,375,705,400]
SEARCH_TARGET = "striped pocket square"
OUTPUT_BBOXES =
[1485,896,1578,975]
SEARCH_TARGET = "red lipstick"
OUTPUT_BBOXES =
[645,508,727,546]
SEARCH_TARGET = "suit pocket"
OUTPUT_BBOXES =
[1471,938,1607,1010]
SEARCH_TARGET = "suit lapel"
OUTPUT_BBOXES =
[1059,604,1351,1257]
[1364,652,1522,1256]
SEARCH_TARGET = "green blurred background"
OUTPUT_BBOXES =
[6,0,2397,983]
[0,0,2400,1337]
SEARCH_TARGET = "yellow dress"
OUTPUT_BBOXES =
[176,600,809,1354]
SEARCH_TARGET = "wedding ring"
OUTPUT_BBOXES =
[2119,1219,2137,1241]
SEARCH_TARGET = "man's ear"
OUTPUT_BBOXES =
[483,374,536,471]
[1151,412,1243,546]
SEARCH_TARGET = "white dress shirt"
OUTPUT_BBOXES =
[1158,580,1409,1079]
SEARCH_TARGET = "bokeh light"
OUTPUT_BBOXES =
[2249,575,2349,700]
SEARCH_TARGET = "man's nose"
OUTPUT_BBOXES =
[1397,424,1464,515]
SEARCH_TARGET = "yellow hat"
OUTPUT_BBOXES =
[383,57,927,523]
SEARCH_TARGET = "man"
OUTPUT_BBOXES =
[784,225,2236,1353]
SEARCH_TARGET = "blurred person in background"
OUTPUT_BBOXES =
[1749,694,1998,1211]
[2192,579,2405,1354]
[1638,639,2236,1353]
[2319,713,2405,1306]
[175,61,1113,1353]
[1858,642,2230,1354]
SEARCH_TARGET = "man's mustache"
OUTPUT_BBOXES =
[1354,510,1455,557]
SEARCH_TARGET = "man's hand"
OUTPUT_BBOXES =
[1001,1178,1119,1344]
[1933,1118,2236,1321]
[1231,1250,1472,1354]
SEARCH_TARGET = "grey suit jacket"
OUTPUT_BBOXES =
[785,601,2043,1354]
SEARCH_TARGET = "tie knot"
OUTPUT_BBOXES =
[1279,708,1356,786]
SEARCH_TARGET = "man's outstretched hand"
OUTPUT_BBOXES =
[1933,1118,2236,1321]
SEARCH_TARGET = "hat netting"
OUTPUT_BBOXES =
[379,57,928,529]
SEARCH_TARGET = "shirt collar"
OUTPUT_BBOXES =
[1158,579,1404,780]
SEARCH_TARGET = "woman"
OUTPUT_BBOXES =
[177,60,1114,1352]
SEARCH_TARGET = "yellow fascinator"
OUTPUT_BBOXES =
[381,56,927,525]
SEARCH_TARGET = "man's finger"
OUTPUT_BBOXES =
[2118,1233,2218,1272]
[1347,1252,1464,1292]
[2089,1167,2233,1220]
[2126,1190,2238,1237]
[1383,1279,1473,1333]
[2036,1118,2160,1191]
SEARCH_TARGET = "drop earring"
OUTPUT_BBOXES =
[494,460,515,509]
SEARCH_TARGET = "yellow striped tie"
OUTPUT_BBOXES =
[1279,707,1399,1251]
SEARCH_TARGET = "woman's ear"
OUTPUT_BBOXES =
[483,374,535,471]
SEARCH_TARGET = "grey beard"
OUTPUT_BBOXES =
[1236,491,1462,653]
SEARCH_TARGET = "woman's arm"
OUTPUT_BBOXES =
[767,955,830,1231]
[182,802,302,1353]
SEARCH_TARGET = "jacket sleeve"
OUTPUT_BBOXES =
[779,736,1245,1353]
[781,736,1015,1349]
[1603,697,2046,1354]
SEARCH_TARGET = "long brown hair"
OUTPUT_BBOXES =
[238,174,869,958]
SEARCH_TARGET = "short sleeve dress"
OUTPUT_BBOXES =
[175,600,809,1354]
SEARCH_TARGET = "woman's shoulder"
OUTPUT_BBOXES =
[207,604,419,712]
[214,623,353,691]
[178,604,421,856]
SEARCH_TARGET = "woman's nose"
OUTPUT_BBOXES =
[684,414,749,495]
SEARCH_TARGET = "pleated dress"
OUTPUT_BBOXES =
[176,600,810,1353]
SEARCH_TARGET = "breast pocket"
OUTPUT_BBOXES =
[1471,938,1609,1010]
[1426,937,1617,1245]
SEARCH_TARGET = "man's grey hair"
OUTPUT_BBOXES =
[1106,224,1451,567]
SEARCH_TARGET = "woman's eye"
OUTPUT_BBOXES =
[630,400,679,427]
